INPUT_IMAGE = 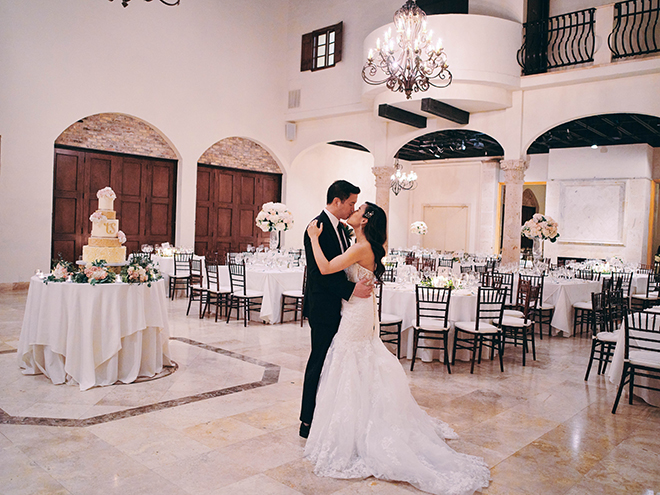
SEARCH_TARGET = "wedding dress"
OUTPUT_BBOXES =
[304,264,490,495]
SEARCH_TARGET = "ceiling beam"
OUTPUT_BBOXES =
[420,98,469,125]
[378,104,427,128]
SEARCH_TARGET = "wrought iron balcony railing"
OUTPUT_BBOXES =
[517,9,596,75]
[609,0,660,59]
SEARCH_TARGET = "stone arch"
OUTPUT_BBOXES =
[198,137,282,173]
[522,188,539,210]
[55,113,178,159]
[524,113,660,155]
[394,129,504,161]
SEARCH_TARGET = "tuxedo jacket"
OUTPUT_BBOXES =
[302,210,355,327]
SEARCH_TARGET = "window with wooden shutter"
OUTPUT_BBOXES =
[300,21,343,72]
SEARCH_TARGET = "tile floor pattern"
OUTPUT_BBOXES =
[1,288,659,495]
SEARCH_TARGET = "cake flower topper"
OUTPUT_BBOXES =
[90,211,108,223]
[118,230,127,244]
[97,187,116,200]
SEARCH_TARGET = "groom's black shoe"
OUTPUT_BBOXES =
[299,422,310,439]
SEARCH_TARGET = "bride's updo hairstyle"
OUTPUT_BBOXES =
[362,202,387,280]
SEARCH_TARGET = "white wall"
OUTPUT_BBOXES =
[284,144,376,249]
[544,144,653,262]
[0,0,288,282]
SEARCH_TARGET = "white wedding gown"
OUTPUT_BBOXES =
[304,264,491,495]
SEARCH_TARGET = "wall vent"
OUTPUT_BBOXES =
[288,89,301,109]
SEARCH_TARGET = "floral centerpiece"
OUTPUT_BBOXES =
[521,214,560,242]
[120,257,162,286]
[410,221,428,235]
[256,202,294,249]
[420,274,463,290]
[521,213,560,262]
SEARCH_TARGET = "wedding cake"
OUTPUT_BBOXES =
[82,187,127,264]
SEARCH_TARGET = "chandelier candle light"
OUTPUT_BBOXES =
[256,202,294,250]
[362,0,452,99]
[391,158,417,195]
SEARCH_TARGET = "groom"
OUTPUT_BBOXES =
[299,180,372,438]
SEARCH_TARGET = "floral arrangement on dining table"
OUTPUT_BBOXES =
[255,202,294,232]
[419,274,463,290]
[521,213,560,242]
[410,221,428,235]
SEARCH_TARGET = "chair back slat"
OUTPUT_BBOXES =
[475,286,505,329]
[494,272,514,304]
[624,312,660,359]
[438,258,454,268]
[611,271,633,297]
[190,258,203,285]
[415,285,452,328]
[173,253,192,275]
[228,260,247,294]
[206,263,220,291]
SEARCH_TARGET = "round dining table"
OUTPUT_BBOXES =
[380,283,478,362]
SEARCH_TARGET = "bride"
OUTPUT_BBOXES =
[304,202,490,495]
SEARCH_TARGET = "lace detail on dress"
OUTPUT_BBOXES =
[304,263,491,495]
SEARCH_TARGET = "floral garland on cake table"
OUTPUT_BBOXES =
[120,257,162,287]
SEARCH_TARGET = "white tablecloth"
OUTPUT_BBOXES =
[18,276,171,391]
[543,279,601,336]
[219,265,305,324]
[381,284,477,362]
[607,316,660,407]
[153,254,204,288]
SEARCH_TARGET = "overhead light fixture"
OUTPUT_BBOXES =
[391,157,417,195]
[110,0,180,7]
[362,0,452,99]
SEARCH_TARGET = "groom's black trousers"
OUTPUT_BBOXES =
[300,315,339,425]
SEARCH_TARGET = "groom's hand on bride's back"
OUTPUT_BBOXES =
[353,278,373,298]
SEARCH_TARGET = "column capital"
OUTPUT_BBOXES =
[500,158,529,183]
[371,165,395,189]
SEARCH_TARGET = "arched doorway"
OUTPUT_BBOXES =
[52,113,178,262]
[394,130,504,252]
[195,137,283,259]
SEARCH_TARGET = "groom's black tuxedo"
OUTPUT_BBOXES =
[300,210,355,425]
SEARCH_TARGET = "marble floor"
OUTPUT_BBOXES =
[1,288,659,495]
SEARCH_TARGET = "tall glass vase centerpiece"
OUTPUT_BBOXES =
[521,214,560,264]
[255,202,294,251]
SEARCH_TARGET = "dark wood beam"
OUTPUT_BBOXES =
[378,104,427,129]
[420,98,469,125]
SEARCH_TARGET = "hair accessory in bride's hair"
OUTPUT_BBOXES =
[363,210,374,219]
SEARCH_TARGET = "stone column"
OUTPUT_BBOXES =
[371,165,395,212]
[372,165,395,251]
[500,159,529,265]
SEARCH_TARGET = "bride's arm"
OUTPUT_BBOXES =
[307,220,369,275]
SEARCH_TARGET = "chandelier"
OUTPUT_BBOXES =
[362,0,451,100]
[391,158,417,195]
[110,0,180,7]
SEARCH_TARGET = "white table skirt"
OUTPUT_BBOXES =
[218,265,305,324]
[381,284,477,362]
[607,317,660,407]
[18,276,171,391]
[155,257,304,324]
[543,279,601,336]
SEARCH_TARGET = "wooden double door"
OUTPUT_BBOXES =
[195,165,282,259]
[52,147,177,262]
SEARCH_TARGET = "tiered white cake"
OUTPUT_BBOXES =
[82,187,127,264]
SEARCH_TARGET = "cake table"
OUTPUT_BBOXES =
[18,276,171,391]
